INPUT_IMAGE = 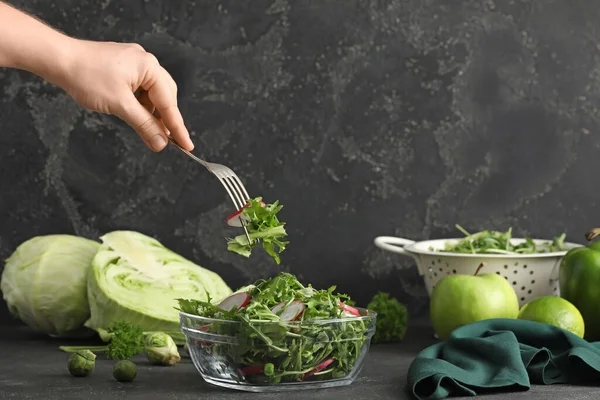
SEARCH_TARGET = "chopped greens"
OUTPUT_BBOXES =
[226,197,289,264]
[434,224,568,254]
[176,273,373,384]
[366,292,408,344]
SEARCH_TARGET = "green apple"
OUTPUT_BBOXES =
[430,267,519,340]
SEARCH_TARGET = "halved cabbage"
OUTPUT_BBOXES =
[1,235,100,337]
[84,231,232,342]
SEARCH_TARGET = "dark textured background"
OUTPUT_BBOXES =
[2,0,600,327]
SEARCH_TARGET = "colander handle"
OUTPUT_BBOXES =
[373,236,416,257]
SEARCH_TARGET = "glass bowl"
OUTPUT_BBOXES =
[180,307,377,392]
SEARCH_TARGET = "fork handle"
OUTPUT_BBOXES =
[167,136,208,168]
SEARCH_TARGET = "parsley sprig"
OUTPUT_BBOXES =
[103,320,145,359]
[366,292,408,343]
[59,320,146,360]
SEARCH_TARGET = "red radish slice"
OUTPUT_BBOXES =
[302,358,335,380]
[226,208,250,227]
[271,302,286,315]
[226,201,267,227]
[241,365,264,376]
[217,292,251,311]
[279,300,305,321]
[194,326,212,346]
[338,302,360,317]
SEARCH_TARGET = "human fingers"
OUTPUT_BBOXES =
[137,90,155,115]
[142,63,194,151]
[113,91,169,152]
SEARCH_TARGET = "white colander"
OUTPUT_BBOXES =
[374,236,582,307]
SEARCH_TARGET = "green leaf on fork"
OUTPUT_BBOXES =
[226,197,289,264]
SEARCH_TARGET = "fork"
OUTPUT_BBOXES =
[167,136,253,244]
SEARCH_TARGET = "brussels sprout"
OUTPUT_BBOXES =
[113,360,137,382]
[144,332,181,366]
[68,350,96,377]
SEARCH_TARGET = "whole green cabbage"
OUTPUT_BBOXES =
[1,235,100,337]
[84,231,232,343]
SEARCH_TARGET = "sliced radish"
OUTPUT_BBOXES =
[302,358,335,380]
[226,209,251,228]
[194,326,211,346]
[279,300,305,321]
[217,292,251,311]
[194,339,214,346]
[271,302,286,315]
[338,302,360,317]
[226,201,266,227]
[241,365,264,376]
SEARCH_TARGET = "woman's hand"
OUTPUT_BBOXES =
[0,1,194,152]
[57,40,194,152]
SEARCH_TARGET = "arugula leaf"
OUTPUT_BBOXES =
[433,224,568,254]
[227,197,289,264]
[175,293,238,320]
[176,272,370,384]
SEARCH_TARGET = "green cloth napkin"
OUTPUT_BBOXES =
[407,318,600,399]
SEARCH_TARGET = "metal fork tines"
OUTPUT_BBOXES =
[167,136,252,244]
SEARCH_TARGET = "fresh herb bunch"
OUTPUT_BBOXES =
[366,292,408,344]
[59,320,145,360]
[227,197,289,264]
[436,225,567,254]
[177,273,371,384]
[104,320,145,359]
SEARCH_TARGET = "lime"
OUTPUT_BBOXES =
[517,296,585,338]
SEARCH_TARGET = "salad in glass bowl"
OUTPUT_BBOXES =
[177,273,377,392]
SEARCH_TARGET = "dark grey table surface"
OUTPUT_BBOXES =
[1,321,599,400]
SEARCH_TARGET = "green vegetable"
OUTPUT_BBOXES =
[177,272,371,384]
[0,235,100,337]
[104,320,145,360]
[144,332,181,366]
[559,228,600,341]
[264,362,275,376]
[113,360,137,382]
[436,225,567,254]
[84,231,232,344]
[59,320,145,360]
[68,350,96,377]
[366,292,408,344]
[227,197,289,264]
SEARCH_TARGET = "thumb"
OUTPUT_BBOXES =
[114,92,169,152]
